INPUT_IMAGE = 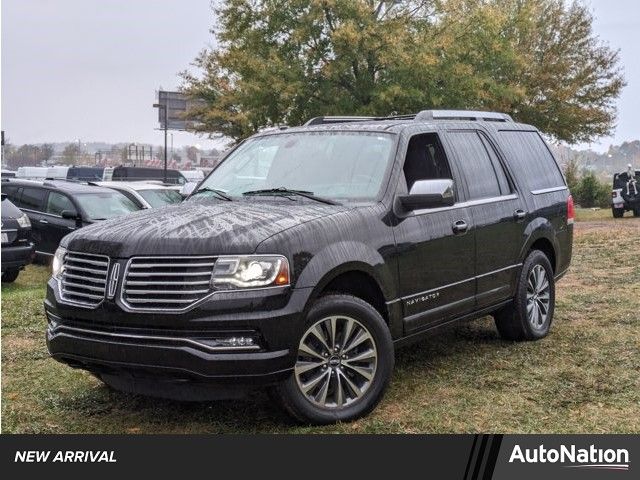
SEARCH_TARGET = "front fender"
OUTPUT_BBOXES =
[295,241,396,300]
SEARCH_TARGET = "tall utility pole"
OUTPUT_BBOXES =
[153,102,168,183]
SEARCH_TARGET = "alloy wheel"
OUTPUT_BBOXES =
[294,316,378,409]
[526,264,550,330]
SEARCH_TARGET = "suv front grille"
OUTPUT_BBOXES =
[122,256,217,311]
[60,252,110,307]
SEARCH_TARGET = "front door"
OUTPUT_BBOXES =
[42,191,80,254]
[393,132,476,334]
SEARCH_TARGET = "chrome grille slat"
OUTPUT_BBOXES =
[62,289,104,300]
[62,272,106,284]
[64,265,107,275]
[130,262,215,269]
[127,271,213,277]
[125,279,210,286]
[124,288,211,295]
[122,256,217,311]
[66,256,109,267]
[62,280,106,292]
[60,251,109,307]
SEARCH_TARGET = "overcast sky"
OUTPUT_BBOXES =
[1,0,638,151]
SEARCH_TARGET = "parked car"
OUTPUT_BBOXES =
[1,194,35,282]
[45,110,573,424]
[92,181,184,209]
[180,170,205,183]
[1,179,141,257]
[611,165,640,218]
[46,166,113,182]
[16,166,48,180]
[111,166,187,185]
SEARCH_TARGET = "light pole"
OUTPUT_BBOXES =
[153,102,168,183]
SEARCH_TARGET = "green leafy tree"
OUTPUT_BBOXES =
[41,143,55,162]
[563,156,580,194]
[182,0,625,142]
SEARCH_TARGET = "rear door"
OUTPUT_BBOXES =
[42,191,79,254]
[393,131,476,334]
[17,186,49,254]
[443,129,526,308]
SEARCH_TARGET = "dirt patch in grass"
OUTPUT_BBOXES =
[2,218,639,433]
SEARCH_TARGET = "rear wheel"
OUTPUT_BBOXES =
[494,250,555,341]
[612,207,624,218]
[1,269,20,283]
[275,294,393,424]
[634,208,640,217]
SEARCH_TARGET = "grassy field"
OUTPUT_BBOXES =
[2,210,639,433]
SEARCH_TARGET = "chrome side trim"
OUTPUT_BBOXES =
[411,194,518,216]
[49,324,260,352]
[396,264,523,303]
[530,186,568,195]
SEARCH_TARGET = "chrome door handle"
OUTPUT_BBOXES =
[514,209,527,221]
[452,220,468,234]
[39,219,48,224]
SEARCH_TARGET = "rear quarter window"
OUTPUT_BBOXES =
[497,131,565,191]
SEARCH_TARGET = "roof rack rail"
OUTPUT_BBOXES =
[304,114,416,126]
[414,110,513,122]
[304,110,512,126]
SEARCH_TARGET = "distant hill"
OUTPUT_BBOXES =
[550,141,640,177]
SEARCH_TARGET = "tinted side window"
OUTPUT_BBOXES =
[46,192,76,216]
[479,134,511,195]
[497,131,565,191]
[447,131,502,200]
[403,133,453,190]
[2,185,22,205]
[20,187,47,211]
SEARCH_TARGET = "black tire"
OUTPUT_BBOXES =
[1,269,20,283]
[275,294,394,424]
[494,250,555,341]
[612,207,624,218]
[634,209,640,217]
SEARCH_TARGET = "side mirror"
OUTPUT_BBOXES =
[61,210,80,220]
[61,210,83,228]
[399,179,455,211]
[1,193,7,201]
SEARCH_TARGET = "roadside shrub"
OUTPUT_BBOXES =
[575,171,610,208]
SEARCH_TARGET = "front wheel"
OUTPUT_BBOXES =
[612,207,624,218]
[494,250,555,341]
[275,294,394,424]
[1,269,20,283]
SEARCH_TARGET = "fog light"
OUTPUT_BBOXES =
[200,336,258,350]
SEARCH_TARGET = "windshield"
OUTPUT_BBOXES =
[196,132,395,201]
[138,189,183,208]
[75,192,140,220]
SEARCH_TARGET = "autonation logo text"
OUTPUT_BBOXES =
[509,444,630,471]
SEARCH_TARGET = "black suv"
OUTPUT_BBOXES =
[1,194,35,282]
[45,110,573,424]
[1,179,141,257]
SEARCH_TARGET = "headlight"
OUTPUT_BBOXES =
[16,213,31,228]
[52,247,67,278]
[211,255,290,290]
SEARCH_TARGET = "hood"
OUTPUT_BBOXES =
[1,198,23,220]
[63,198,350,257]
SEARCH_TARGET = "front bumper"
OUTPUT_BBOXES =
[1,242,35,271]
[45,279,314,387]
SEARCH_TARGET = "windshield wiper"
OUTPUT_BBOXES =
[242,187,339,205]
[190,187,233,201]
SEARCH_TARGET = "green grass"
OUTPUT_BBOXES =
[2,217,639,433]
